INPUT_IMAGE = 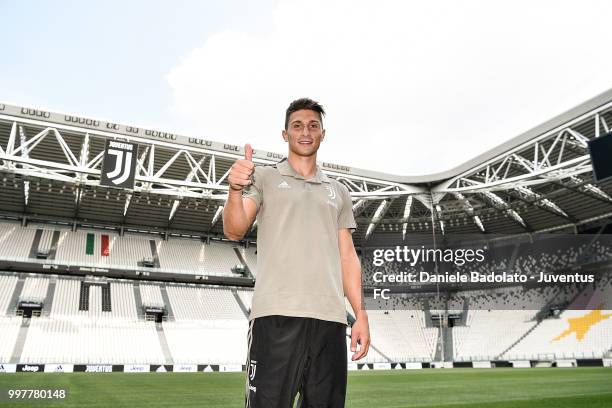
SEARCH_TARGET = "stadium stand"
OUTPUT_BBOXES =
[56,230,151,269]
[0,316,21,362]
[20,319,165,365]
[139,283,165,309]
[157,238,240,276]
[0,222,35,260]
[20,277,49,304]
[0,222,246,277]
[163,320,247,365]
[1,92,612,370]
[236,289,254,311]
[366,310,438,362]
[453,309,538,361]
[166,285,244,320]
[0,274,18,313]
[502,276,612,360]
[1,235,611,367]
[0,272,251,365]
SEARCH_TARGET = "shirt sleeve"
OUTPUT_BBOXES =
[242,166,263,211]
[338,183,357,232]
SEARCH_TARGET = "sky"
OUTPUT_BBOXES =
[2,0,612,176]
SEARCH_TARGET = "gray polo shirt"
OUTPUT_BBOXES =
[242,159,356,325]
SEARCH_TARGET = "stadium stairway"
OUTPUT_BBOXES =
[6,276,25,315]
[159,285,175,321]
[424,297,445,360]
[231,289,250,319]
[433,328,443,361]
[41,279,56,316]
[496,320,542,359]
[148,240,161,268]
[27,229,43,259]
[155,323,174,364]
[133,283,145,319]
[460,299,469,325]
[423,298,435,327]
[232,248,252,278]
[9,317,30,364]
[443,327,454,361]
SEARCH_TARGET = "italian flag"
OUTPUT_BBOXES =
[86,233,110,256]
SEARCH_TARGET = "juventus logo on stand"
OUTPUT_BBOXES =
[100,140,139,189]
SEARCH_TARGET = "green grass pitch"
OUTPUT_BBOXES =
[0,367,611,407]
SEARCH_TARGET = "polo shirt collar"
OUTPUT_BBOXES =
[277,159,330,184]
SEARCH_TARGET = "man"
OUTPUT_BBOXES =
[223,98,370,407]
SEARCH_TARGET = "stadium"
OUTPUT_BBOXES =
[0,87,612,407]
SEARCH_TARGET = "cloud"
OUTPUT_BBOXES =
[166,0,612,176]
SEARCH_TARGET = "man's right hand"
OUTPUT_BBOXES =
[223,144,258,240]
[228,144,255,191]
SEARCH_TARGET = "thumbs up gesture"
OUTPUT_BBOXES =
[228,144,255,191]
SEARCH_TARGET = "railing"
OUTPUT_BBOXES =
[0,255,235,277]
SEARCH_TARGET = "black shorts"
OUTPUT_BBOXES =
[245,315,347,408]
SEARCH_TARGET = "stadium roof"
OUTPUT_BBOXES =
[1,88,612,247]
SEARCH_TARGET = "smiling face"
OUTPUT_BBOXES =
[282,109,325,158]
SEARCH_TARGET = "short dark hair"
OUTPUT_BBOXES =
[284,98,326,130]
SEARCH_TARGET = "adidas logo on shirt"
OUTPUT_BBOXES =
[277,180,291,189]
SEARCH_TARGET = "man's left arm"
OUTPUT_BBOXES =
[339,228,370,361]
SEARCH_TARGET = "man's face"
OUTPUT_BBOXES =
[282,109,325,157]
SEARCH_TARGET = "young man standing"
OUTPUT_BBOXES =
[223,98,370,407]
